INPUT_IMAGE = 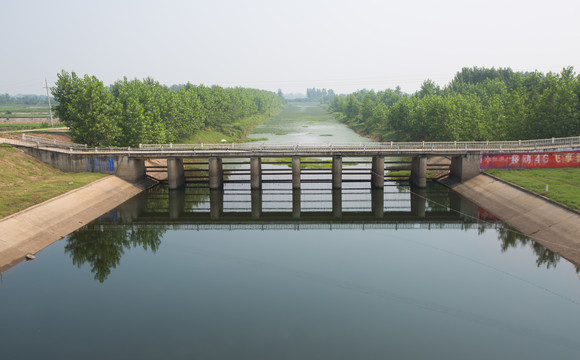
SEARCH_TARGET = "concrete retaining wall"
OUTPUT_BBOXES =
[17,147,146,183]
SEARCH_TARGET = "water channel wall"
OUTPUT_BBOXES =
[442,174,580,267]
[17,147,147,183]
[0,176,153,272]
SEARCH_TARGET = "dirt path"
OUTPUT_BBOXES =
[0,176,153,273]
[443,174,580,267]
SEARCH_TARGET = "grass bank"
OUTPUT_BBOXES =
[0,123,55,131]
[182,111,280,144]
[0,144,106,219]
[486,168,580,211]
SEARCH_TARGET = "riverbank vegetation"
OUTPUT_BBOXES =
[486,168,580,211]
[52,71,284,146]
[0,144,106,219]
[326,67,580,141]
[181,113,275,144]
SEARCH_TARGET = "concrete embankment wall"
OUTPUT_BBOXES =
[443,174,580,267]
[19,146,118,173]
[0,176,151,273]
[17,146,147,183]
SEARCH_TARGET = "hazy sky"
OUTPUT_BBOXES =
[2,0,579,95]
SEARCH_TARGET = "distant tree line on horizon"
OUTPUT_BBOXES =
[52,71,283,146]
[324,67,580,141]
[0,93,54,106]
[307,88,335,101]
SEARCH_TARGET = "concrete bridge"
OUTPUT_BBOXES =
[3,135,579,189]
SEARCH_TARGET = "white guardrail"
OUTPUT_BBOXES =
[21,134,88,149]
[13,134,580,154]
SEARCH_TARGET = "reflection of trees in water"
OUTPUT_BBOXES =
[496,224,574,271]
[65,228,165,283]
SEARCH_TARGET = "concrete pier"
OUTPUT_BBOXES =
[250,157,262,190]
[332,156,342,189]
[167,158,185,190]
[292,156,301,189]
[371,156,385,189]
[210,189,223,219]
[169,188,185,219]
[410,156,427,188]
[450,154,480,182]
[371,188,384,218]
[292,189,301,219]
[116,157,146,183]
[332,188,342,219]
[251,189,262,219]
[410,187,426,218]
[209,157,223,189]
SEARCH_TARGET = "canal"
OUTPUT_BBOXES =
[1,103,580,359]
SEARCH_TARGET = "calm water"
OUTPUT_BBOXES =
[1,103,580,359]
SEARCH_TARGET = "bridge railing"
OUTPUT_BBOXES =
[11,135,579,154]
[136,136,580,153]
[21,134,88,150]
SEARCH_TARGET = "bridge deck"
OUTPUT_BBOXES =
[4,135,579,158]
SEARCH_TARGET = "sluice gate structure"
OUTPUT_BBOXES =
[3,135,579,189]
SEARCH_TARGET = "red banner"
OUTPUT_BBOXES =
[480,151,580,169]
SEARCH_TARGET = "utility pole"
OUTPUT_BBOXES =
[44,78,54,127]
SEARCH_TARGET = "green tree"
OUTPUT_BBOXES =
[52,70,120,146]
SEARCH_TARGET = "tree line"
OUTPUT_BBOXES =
[326,67,580,141]
[0,93,53,106]
[307,88,334,101]
[52,71,284,146]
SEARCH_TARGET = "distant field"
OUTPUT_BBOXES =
[486,168,580,211]
[0,105,50,113]
[2,113,51,119]
[0,123,55,131]
[0,105,55,122]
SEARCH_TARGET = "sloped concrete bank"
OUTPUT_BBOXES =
[0,176,155,273]
[442,174,580,267]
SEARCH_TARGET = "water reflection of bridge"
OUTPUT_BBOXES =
[87,184,498,231]
[73,183,570,284]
